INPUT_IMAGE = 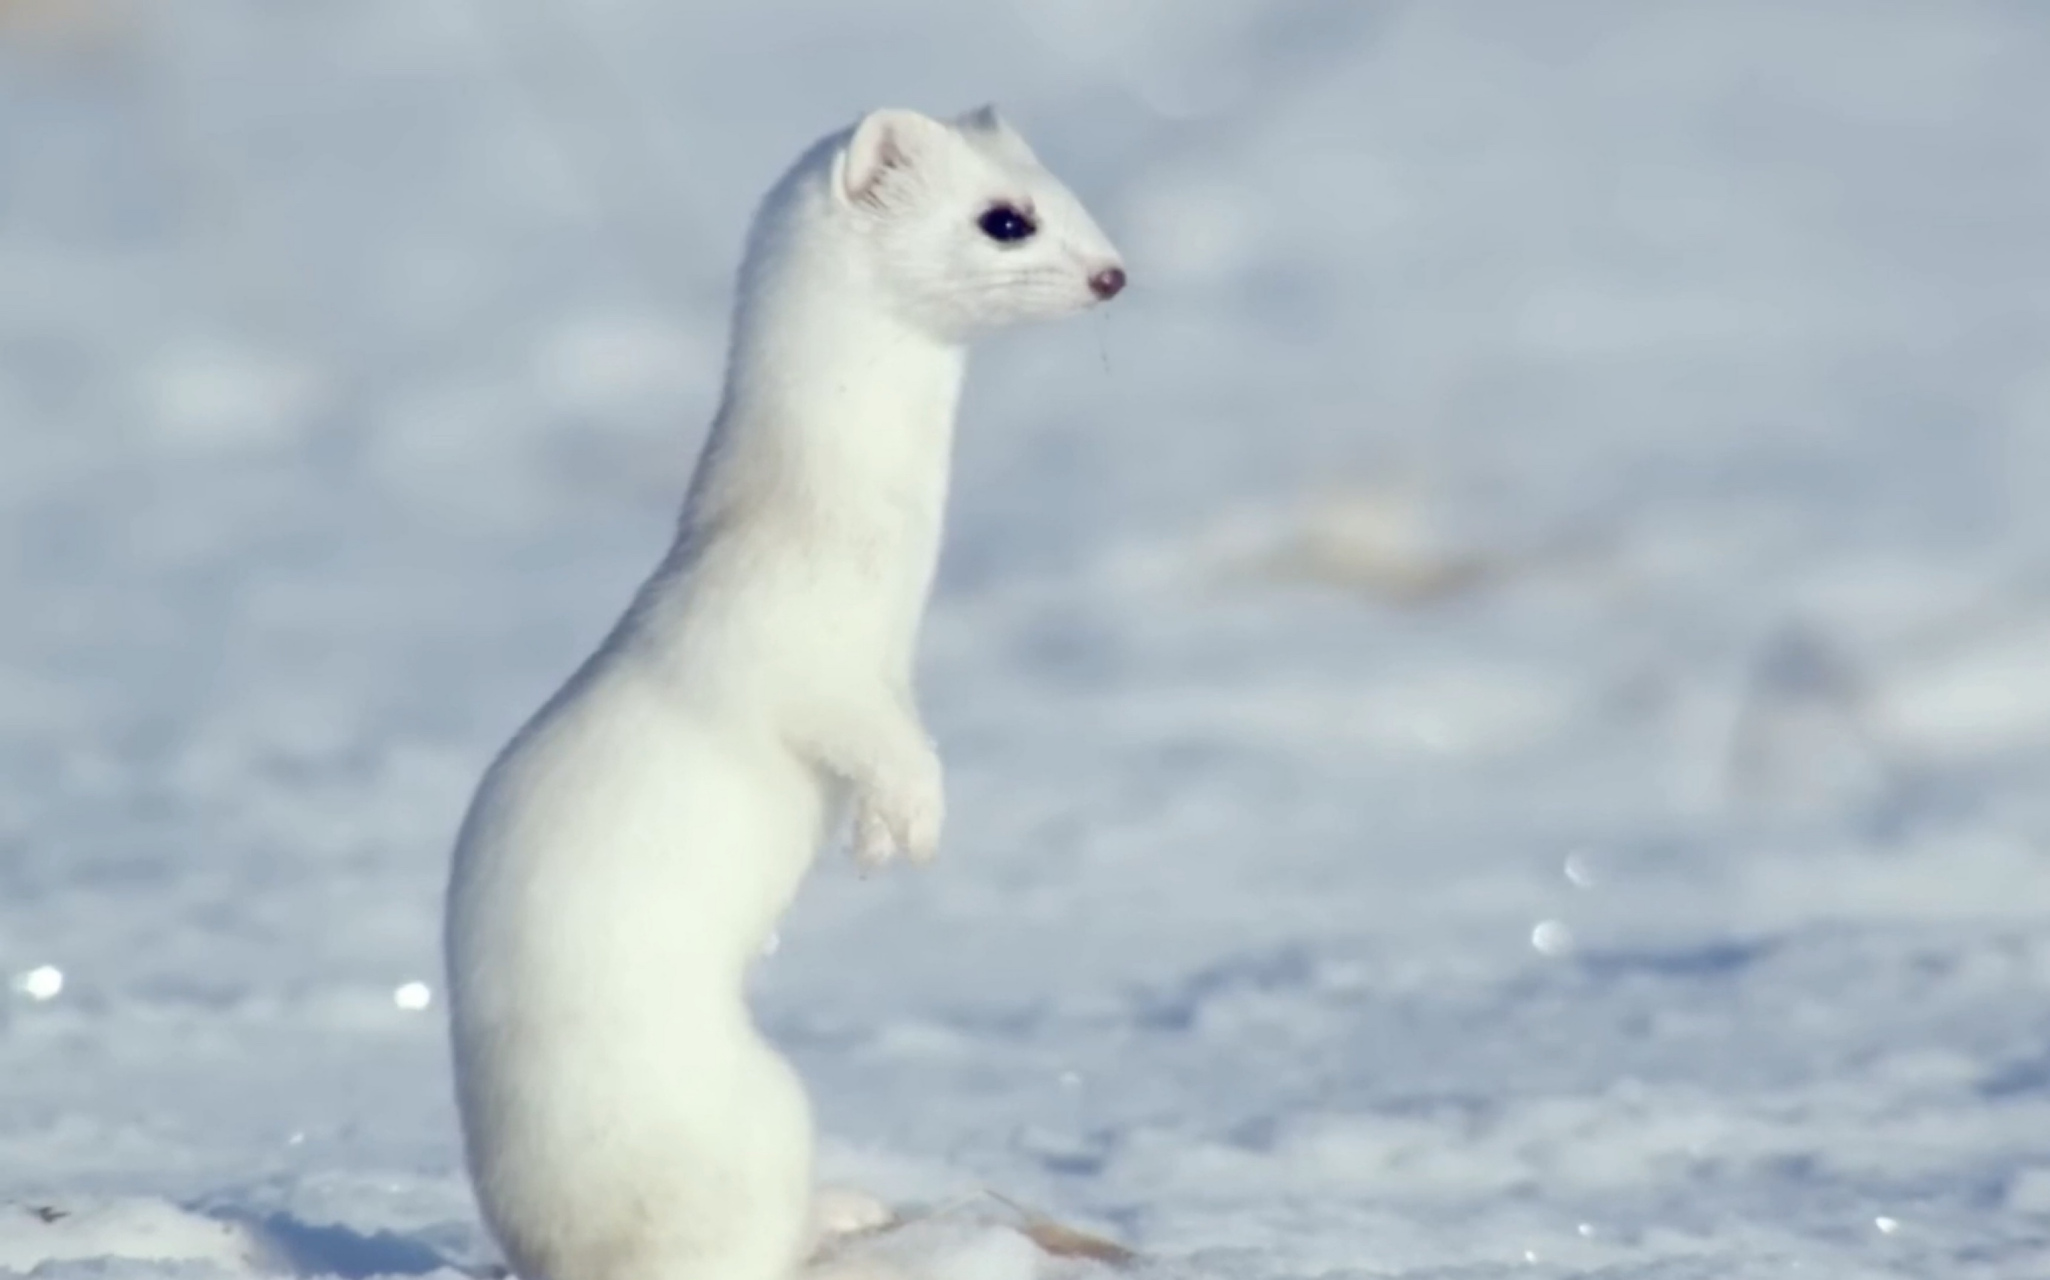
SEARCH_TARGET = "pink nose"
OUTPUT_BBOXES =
[1089,266,1127,300]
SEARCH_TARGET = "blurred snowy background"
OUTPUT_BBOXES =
[4,1,2050,1276]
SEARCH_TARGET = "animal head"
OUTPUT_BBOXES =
[824,106,1125,339]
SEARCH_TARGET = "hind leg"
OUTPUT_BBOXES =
[810,1186,896,1249]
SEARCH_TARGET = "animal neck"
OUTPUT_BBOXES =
[703,258,969,516]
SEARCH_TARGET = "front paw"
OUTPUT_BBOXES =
[852,755,944,870]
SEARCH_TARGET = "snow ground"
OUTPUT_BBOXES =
[4,0,2050,1275]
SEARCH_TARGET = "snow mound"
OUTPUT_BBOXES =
[0,1199,261,1273]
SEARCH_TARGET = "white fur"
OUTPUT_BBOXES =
[444,106,1123,1280]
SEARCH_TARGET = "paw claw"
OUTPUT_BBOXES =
[850,765,943,870]
[853,809,899,870]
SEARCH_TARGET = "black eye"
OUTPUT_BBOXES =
[977,204,1037,243]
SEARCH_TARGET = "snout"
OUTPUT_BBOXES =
[1088,266,1127,301]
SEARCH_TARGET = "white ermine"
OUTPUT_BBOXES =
[444,106,1126,1280]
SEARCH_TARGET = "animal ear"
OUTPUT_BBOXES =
[953,103,1039,166]
[837,108,949,208]
[956,103,1005,134]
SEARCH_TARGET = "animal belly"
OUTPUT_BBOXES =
[464,1011,815,1280]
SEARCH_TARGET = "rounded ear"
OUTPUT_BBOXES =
[955,104,1004,134]
[836,108,950,208]
[953,103,1040,167]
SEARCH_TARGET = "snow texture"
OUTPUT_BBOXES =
[4,1,2050,1276]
